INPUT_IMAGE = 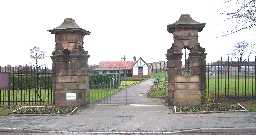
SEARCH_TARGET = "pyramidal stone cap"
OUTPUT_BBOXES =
[48,18,90,35]
[167,14,205,33]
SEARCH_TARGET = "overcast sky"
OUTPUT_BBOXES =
[0,0,255,67]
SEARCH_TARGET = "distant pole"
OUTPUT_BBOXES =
[121,55,127,77]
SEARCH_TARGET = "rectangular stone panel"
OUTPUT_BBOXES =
[175,75,199,83]
[174,90,201,106]
[56,76,86,83]
[175,82,200,90]
[55,83,87,91]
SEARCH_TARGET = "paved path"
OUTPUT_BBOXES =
[0,79,255,134]
[98,79,164,105]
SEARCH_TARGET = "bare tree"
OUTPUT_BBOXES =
[230,41,255,61]
[30,46,46,101]
[221,0,256,35]
[30,46,45,68]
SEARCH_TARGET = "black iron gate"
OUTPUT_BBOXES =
[87,73,144,105]
[0,66,53,107]
[88,73,129,104]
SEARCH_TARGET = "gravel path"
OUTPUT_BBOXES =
[0,79,255,134]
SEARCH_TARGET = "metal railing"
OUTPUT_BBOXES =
[0,66,53,107]
[206,56,256,100]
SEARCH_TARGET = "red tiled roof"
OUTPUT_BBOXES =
[97,61,135,70]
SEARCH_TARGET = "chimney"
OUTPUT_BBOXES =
[133,56,136,61]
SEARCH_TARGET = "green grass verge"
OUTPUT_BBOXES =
[89,88,118,104]
[149,72,256,98]
[0,108,10,116]
[148,72,167,97]
[0,89,53,106]
[206,78,256,96]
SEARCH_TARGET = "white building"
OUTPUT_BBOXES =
[132,57,149,77]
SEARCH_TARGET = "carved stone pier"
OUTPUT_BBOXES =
[166,14,206,106]
[49,18,90,106]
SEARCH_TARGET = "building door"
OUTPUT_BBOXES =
[138,67,143,77]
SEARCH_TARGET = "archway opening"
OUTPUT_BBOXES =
[182,48,191,75]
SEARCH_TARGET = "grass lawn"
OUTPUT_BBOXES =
[206,78,256,97]
[0,88,53,106]
[89,88,118,104]
[149,72,256,98]
[148,72,167,98]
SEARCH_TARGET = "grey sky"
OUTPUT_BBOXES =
[0,0,255,67]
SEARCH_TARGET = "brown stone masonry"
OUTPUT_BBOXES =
[49,18,90,106]
[166,14,206,106]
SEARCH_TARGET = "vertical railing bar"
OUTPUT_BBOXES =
[47,68,50,104]
[235,59,237,97]
[247,59,249,98]
[251,58,254,97]
[51,71,54,105]
[7,66,10,108]
[37,67,39,105]
[252,57,254,98]
[15,67,18,105]
[17,66,20,105]
[214,64,217,99]
[33,67,36,105]
[247,57,250,97]
[248,59,250,98]
[1,66,4,106]
[12,67,15,106]
[6,66,8,106]
[238,58,240,98]
[207,64,210,97]
[43,67,45,105]
[228,56,230,97]
[20,66,23,105]
[254,56,256,99]
[44,67,48,105]
[224,57,227,97]
[245,59,247,97]
[109,77,111,104]
[25,66,27,104]
[6,66,9,107]
[29,66,32,105]
[39,67,42,105]
[220,57,223,97]
[217,59,220,98]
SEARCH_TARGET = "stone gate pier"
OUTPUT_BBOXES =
[49,18,90,106]
[166,14,206,106]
